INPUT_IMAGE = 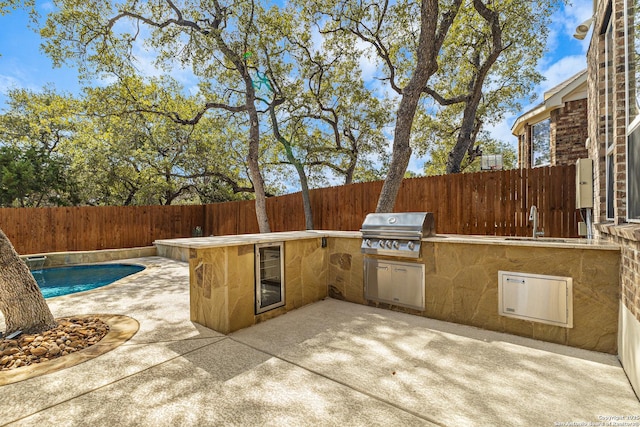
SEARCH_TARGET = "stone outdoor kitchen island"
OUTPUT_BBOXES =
[155,231,620,353]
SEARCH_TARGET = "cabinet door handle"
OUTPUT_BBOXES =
[395,268,407,272]
[377,266,389,271]
[506,278,525,284]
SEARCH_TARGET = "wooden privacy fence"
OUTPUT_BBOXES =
[1,165,579,255]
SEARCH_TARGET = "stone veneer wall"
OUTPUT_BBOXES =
[183,235,619,353]
[189,244,255,334]
[327,238,365,304]
[549,99,589,166]
[20,246,157,268]
[189,238,327,334]
[156,244,191,262]
[328,238,620,354]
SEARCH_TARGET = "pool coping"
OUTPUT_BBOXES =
[0,314,139,386]
[35,264,146,299]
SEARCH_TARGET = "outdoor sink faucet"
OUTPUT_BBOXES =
[529,205,544,238]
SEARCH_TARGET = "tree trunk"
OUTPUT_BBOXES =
[292,158,314,230]
[375,0,462,212]
[445,101,481,174]
[376,91,419,212]
[344,151,356,185]
[446,0,504,174]
[267,100,314,230]
[245,88,271,233]
[0,228,56,335]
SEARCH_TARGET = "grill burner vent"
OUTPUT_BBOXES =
[360,212,435,258]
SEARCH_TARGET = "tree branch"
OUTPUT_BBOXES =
[424,87,467,105]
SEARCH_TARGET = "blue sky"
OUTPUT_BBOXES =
[0,0,594,174]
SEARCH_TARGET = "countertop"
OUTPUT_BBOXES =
[154,230,359,249]
[424,234,620,250]
[154,230,620,251]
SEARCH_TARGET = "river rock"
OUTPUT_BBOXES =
[48,343,61,356]
[3,347,20,356]
[1,316,109,371]
[30,346,48,357]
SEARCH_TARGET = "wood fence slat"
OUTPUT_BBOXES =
[0,165,579,254]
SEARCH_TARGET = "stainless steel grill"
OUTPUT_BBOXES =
[360,212,435,259]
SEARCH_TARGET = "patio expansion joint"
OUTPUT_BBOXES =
[2,337,224,427]
[120,335,226,346]
[227,336,446,427]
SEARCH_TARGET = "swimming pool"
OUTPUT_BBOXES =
[31,264,145,298]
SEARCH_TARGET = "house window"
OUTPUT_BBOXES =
[631,0,640,121]
[628,1,640,221]
[531,119,550,167]
[606,17,615,219]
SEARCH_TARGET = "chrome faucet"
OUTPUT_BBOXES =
[529,205,544,238]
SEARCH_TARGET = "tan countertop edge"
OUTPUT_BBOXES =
[155,230,619,251]
[0,314,139,386]
[425,234,620,250]
[154,230,362,249]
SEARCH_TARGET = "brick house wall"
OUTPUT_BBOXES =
[587,0,640,396]
[589,0,636,310]
[516,98,588,169]
[550,99,589,165]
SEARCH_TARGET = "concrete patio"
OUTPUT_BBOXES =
[1,256,638,426]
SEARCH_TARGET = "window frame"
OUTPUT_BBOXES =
[626,0,640,222]
[530,118,551,168]
[606,16,615,220]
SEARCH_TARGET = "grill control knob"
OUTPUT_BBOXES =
[386,240,393,248]
[392,241,399,249]
[407,241,415,250]
[365,239,372,247]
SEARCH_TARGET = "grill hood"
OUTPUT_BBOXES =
[360,212,435,239]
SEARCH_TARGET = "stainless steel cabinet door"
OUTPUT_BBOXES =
[391,264,425,311]
[365,259,392,302]
[364,258,425,310]
[499,271,573,328]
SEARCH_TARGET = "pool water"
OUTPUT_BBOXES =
[31,264,145,298]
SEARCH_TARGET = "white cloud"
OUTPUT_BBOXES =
[39,2,56,12]
[545,0,594,57]
[495,54,588,146]
[131,41,196,86]
[0,70,41,107]
[187,85,201,97]
[0,74,21,94]
[0,75,21,111]
[485,120,519,149]
[355,39,378,83]
[557,0,594,44]
[486,1,593,146]
[91,70,118,87]
[538,55,587,94]
[407,155,424,174]
[309,25,324,55]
